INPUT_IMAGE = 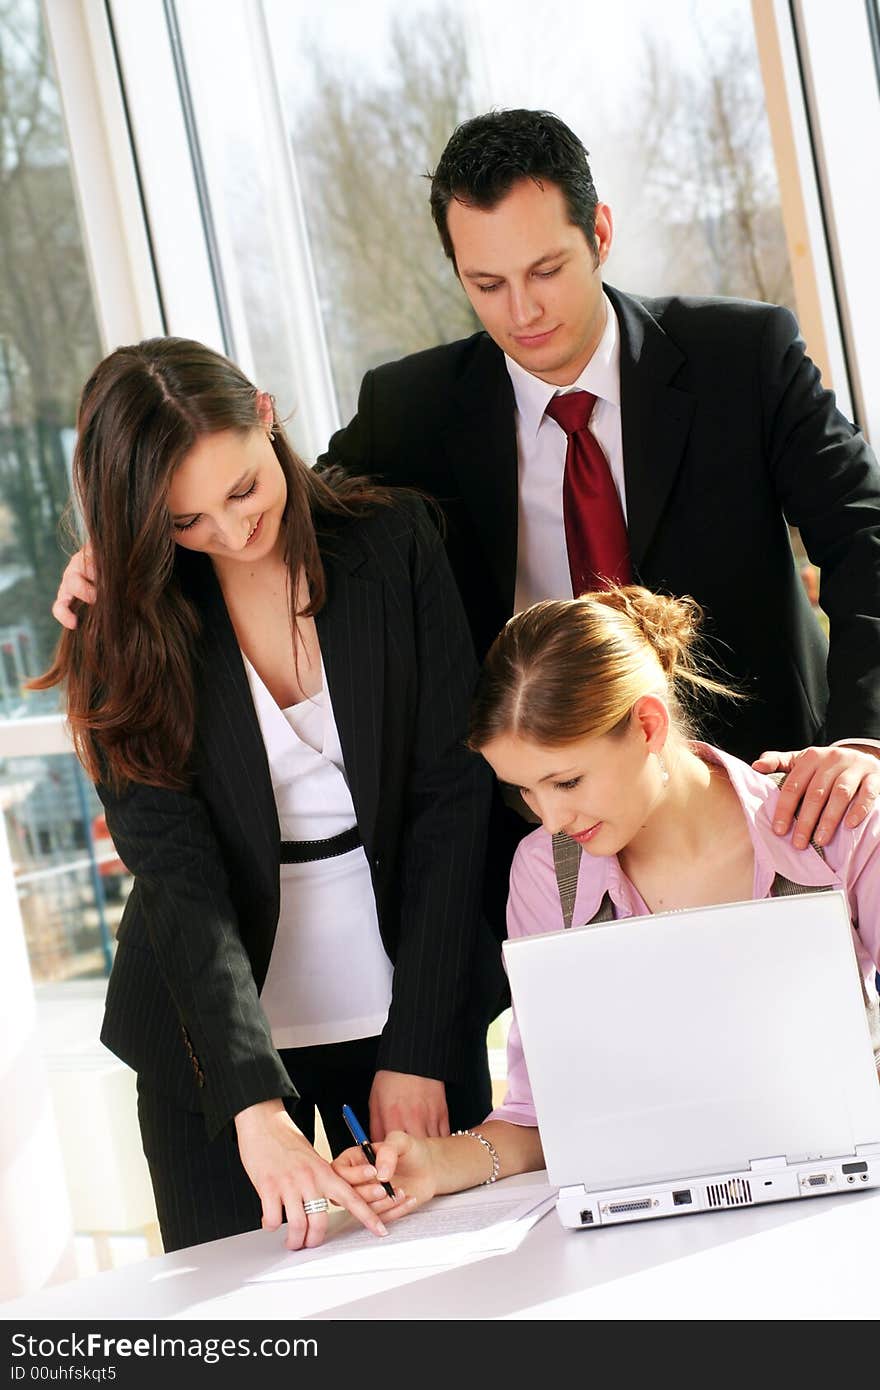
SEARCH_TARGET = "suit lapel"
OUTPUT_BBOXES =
[183,532,385,872]
[183,554,280,882]
[607,285,696,572]
[440,335,519,614]
[314,524,384,859]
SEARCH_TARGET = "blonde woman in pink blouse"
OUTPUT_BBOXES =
[334,585,880,1213]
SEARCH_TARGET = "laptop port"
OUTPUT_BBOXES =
[579,1209,594,1225]
[672,1189,692,1205]
[605,1197,655,1214]
[842,1161,868,1174]
[804,1174,830,1187]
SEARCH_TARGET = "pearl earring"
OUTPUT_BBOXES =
[656,752,669,785]
[268,428,275,442]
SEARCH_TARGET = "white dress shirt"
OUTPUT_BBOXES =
[506,291,624,614]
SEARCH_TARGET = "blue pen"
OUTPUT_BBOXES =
[342,1103,396,1199]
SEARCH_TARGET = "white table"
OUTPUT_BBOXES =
[3,1172,878,1322]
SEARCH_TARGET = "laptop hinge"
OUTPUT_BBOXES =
[749,1155,787,1172]
[559,1183,588,1199]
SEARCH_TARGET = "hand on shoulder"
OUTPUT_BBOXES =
[753,744,880,847]
[52,544,95,628]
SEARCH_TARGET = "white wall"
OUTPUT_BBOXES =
[0,813,76,1301]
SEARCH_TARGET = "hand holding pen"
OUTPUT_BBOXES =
[334,1108,436,1218]
[342,1104,397,1198]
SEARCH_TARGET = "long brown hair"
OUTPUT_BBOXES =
[468,586,740,751]
[31,337,392,791]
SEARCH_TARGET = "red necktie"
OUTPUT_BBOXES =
[544,390,632,594]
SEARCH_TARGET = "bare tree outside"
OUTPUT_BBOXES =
[611,21,793,309]
[608,18,819,612]
[0,0,115,984]
[291,3,480,420]
[284,2,794,424]
[0,0,102,695]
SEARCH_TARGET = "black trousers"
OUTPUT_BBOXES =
[138,1033,492,1253]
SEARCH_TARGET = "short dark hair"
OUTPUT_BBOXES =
[429,109,599,267]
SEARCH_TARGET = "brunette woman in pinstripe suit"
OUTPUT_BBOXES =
[34,338,500,1253]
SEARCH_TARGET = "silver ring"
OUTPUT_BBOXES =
[302,1197,330,1216]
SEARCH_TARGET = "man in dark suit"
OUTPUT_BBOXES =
[321,108,880,909]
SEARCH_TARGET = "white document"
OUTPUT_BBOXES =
[248,1181,557,1281]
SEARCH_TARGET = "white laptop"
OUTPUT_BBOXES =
[502,890,880,1228]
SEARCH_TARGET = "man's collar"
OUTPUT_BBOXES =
[504,290,621,442]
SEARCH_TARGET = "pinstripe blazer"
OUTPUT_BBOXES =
[98,497,497,1139]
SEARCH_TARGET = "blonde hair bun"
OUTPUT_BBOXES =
[588,585,703,680]
[468,583,741,752]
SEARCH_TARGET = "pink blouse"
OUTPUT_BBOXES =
[488,743,880,1128]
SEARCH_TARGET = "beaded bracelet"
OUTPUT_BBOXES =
[453,1128,500,1184]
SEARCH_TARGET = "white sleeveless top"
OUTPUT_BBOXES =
[243,654,392,1050]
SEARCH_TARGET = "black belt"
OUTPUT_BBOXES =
[279,826,362,864]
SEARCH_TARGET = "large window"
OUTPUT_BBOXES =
[4,752,120,983]
[265,0,793,421]
[0,0,117,985]
[0,0,100,699]
[172,0,795,427]
[266,0,484,421]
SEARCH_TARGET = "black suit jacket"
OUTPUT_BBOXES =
[323,285,880,761]
[99,499,496,1139]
